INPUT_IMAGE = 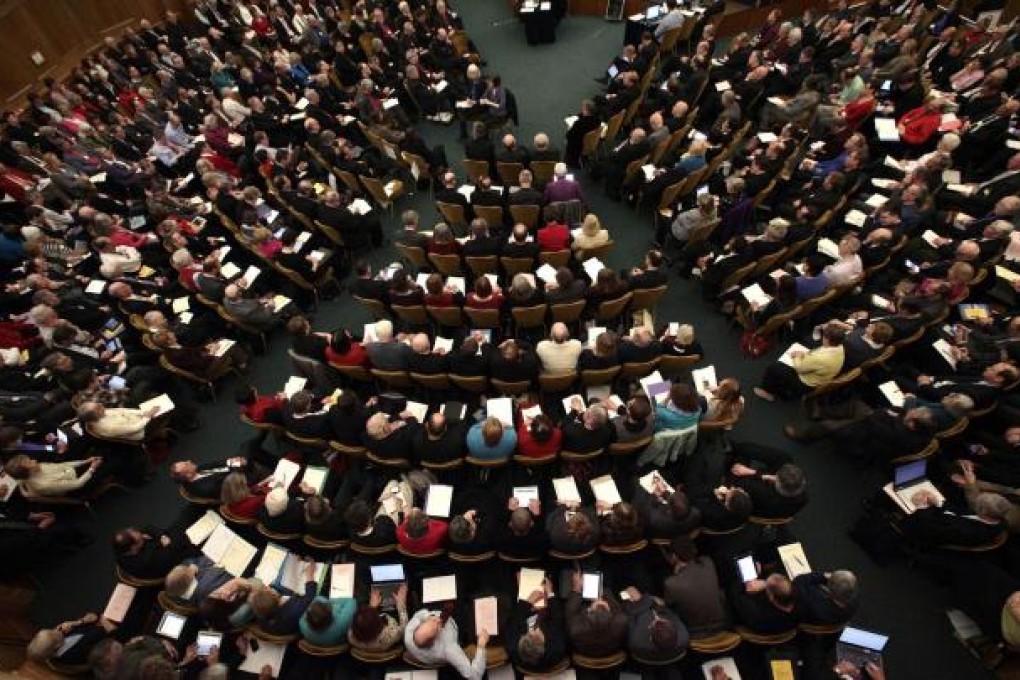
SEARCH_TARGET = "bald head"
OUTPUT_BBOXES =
[411,333,430,354]
[550,322,570,342]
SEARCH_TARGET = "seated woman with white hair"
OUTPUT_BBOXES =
[26,613,115,667]
[822,234,863,287]
[571,214,609,253]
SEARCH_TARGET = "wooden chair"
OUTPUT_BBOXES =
[737,626,798,645]
[941,531,1009,553]
[472,204,505,230]
[391,304,430,328]
[633,649,687,666]
[449,374,489,395]
[802,368,862,407]
[464,255,498,278]
[603,109,626,144]
[659,353,702,377]
[890,439,939,465]
[497,161,524,186]
[330,441,368,459]
[512,303,548,334]
[115,565,163,589]
[463,643,509,669]
[449,549,497,564]
[349,542,398,558]
[360,175,405,215]
[371,368,415,391]
[500,256,535,278]
[508,203,540,230]
[513,452,558,469]
[719,261,757,292]
[799,622,847,636]
[464,307,502,330]
[248,624,299,644]
[620,358,661,381]
[539,372,577,395]
[284,431,330,452]
[594,292,633,325]
[607,435,653,457]
[581,366,621,386]
[548,546,596,561]
[394,243,429,273]
[157,591,198,616]
[302,535,349,553]
[329,363,375,386]
[219,504,257,526]
[749,515,794,527]
[630,285,667,314]
[600,538,648,555]
[436,201,469,232]
[491,377,532,396]
[411,371,451,392]
[549,299,587,325]
[935,417,969,441]
[428,252,463,276]
[700,523,747,537]
[688,630,742,654]
[352,294,389,320]
[572,651,627,671]
[257,524,302,543]
[580,126,601,164]
[421,457,464,474]
[538,249,571,269]
[365,451,412,470]
[427,305,464,328]
[560,448,603,463]
[297,639,349,657]
[530,160,557,187]
[180,486,219,506]
[462,159,490,183]
[576,241,614,262]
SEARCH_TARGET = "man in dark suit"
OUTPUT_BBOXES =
[112,525,194,579]
[394,209,429,249]
[435,171,473,221]
[349,261,390,302]
[501,224,540,261]
[633,484,700,541]
[470,176,507,231]
[407,334,449,375]
[412,413,467,466]
[461,219,501,258]
[664,538,730,637]
[510,170,545,207]
[363,412,422,464]
[729,574,798,634]
[624,250,668,289]
[899,490,1008,549]
[941,154,1020,216]
[281,391,333,439]
[622,587,688,662]
[505,579,567,673]
[565,574,628,656]
[447,337,491,377]
[728,442,808,519]
[495,133,530,166]
[793,570,860,625]
[911,362,1018,409]
[565,99,601,168]
[170,459,246,501]
[597,127,651,201]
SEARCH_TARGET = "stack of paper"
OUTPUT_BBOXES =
[590,475,622,507]
[272,458,302,489]
[330,563,356,599]
[185,510,225,545]
[582,257,606,281]
[586,326,607,348]
[139,393,175,417]
[517,568,546,601]
[254,543,289,584]
[778,343,809,367]
[424,484,454,518]
[474,596,498,636]
[302,466,328,494]
[878,381,906,408]
[777,542,812,579]
[201,523,258,576]
[283,376,307,398]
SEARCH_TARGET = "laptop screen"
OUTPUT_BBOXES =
[840,626,889,651]
[371,564,405,582]
[894,460,926,487]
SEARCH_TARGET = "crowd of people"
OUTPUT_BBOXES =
[6,0,1020,678]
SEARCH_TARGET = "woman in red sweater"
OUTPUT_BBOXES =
[516,412,562,459]
[220,471,269,519]
[897,98,947,147]
[464,276,503,310]
[423,273,464,307]
[324,330,369,367]
[396,508,448,554]
[537,216,571,252]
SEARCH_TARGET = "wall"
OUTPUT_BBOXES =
[0,0,186,105]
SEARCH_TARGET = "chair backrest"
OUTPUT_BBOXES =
[595,292,633,323]
[427,305,464,327]
[608,435,653,456]
[630,285,667,312]
[501,256,535,278]
[464,307,502,329]
[604,109,626,142]
[401,151,431,182]
[508,203,540,229]
[539,372,577,393]
[581,126,602,158]
[719,261,757,292]
[472,204,505,228]
[395,243,430,272]
[512,303,549,330]
[449,373,489,393]
[464,255,499,278]
[538,249,571,269]
[329,363,374,383]
[491,377,533,396]
[410,371,451,390]
[581,365,622,386]
[428,252,463,276]
[496,161,524,186]
[360,174,400,207]
[576,241,614,262]
[659,353,703,377]
[436,201,468,228]
[462,159,490,183]
[619,358,661,380]
[623,155,649,186]
[371,368,414,389]
[530,160,557,186]
[549,299,587,323]
[391,304,430,326]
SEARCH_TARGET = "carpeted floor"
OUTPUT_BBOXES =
[27,4,990,679]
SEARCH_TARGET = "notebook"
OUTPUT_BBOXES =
[513,485,540,506]
[518,568,546,602]
[883,460,944,514]
[424,484,454,518]
[777,542,812,579]
[590,475,622,507]
[474,596,498,636]
[103,583,137,623]
[691,365,718,397]
[553,476,582,504]
[271,458,302,489]
[422,575,457,604]
[139,393,175,417]
[330,563,356,599]
[254,543,288,585]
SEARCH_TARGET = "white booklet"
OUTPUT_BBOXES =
[517,567,546,602]
[513,485,540,506]
[536,263,558,283]
[817,237,840,259]
[878,381,905,408]
[139,393,175,417]
[302,466,328,494]
[422,575,457,603]
[933,338,957,368]
[254,543,288,585]
[474,596,498,636]
[486,396,514,427]
[239,641,286,677]
[874,118,900,142]
[590,475,622,507]
[639,470,674,495]
[283,376,307,398]
[582,257,606,282]
[425,484,454,518]
[691,365,718,397]
[778,343,810,367]
[103,583,137,623]
[741,283,771,307]
[272,458,302,489]
[404,400,429,423]
[185,510,224,545]
[553,476,582,504]
[777,542,812,579]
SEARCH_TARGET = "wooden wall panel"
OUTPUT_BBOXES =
[0,0,186,105]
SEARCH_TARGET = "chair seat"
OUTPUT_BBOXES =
[297,638,349,656]
[248,624,299,643]
[572,650,627,670]
[513,453,558,466]
[220,505,258,526]
[403,650,445,670]
[350,542,397,556]
[115,565,164,588]
[559,449,602,462]
[749,515,794,526]
[464,643,509,668]
[351,644,404,663]
[548,547,596,561]
[157,590,199,616]
[599,539,648,555]
[258,524,302,542]
[736,626,798,645]
[449,550,496,563]
[397,545,446,559]
[688,630,742,654]
[302,535,349,551]
[798,621,846,636]
[631,649,687,666]
[179,486,219,506]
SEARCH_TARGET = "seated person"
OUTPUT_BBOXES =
[26,614,114,668]
[299,594,357,646]
[4,455,105,497]
[730,573,798,634]
[664,538,730,637]
[423,273,464,308]
[344,499,398,549]
[578,330,620,372]
[561,402,614,453]
[237,564,319,635]
[547,503,600,555]
[235,384,285,425]
[466,416,517,461]
[565,572,628,656]
[655,383,703,432]
[702,378,744,426]
[536,323,583,376]
[516,412,562,459]
[618,326,663,364]
[412,413,468,465]
[349,584,409,651]
[256,487,306,535]
[164,559,235,606]
[899,490,1009,549]
[622,586,689,662]
[537,209,571,252]
[408,333,449,375]
[612,395,656,443]
[304,495,346,542]
[403,608,489,678]
[793,570,860,625]
[544,267,588,304]
[625,250,668,289]
[506,577,567,673]
[598,500,644,546]
[396,507,448,555]
[447,489,500,555]
[324,329,370,367]
[112,525,193,579]
[282,390,332,440]
[364,411,422,463]
[572,214,610,253]
[661,323,703,357]
[727,442,808,519]
[489,339,540,384]
[633,480,701,540]
[426,222,462,256]
[220,471,270,519]
[464,276,503,310]
[754,322,846,402]
[499,497,549,560]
